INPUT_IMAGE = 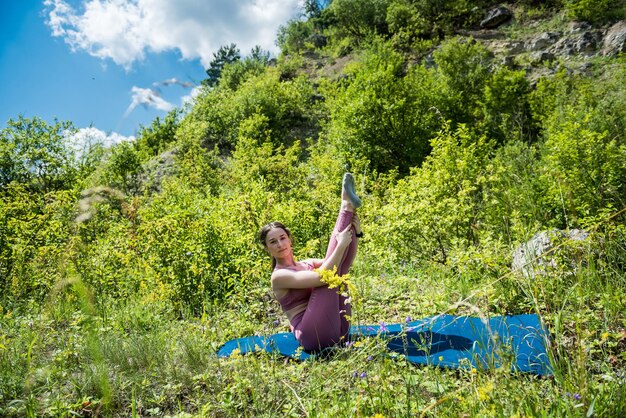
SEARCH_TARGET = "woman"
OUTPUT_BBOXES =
[259,173,363,352]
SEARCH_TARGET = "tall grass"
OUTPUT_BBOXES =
[1,218,624,416]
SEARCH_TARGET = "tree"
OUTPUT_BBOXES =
[303,0,323,18]
[203,43,241,87]
[136,109,180,158]
[329,0,389,40]
[0,116,76,193]
[219,46,271,90]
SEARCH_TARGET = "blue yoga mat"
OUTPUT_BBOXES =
[217,314,552,375]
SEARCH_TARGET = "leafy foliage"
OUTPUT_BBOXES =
[564,0,626,23]
[178,68,316,152]
[135,109,180,158]
[219,46,271,91]
[203,43,241,87]
[323,38,441,174]
[277,19,315,55]
[369,124,497,264]
[2,2,626,416]
[0,116,77,193]
[329,0,390,41]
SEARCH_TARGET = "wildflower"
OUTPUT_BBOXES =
[345,341,354,348]
[352,371,358,378]
[406,316,412,323]
[367,355,373,361]
[379,322,388,333]
[565,392,582,400]
[272,320,280,327]
[186,251,192,256]
[360,372,367,378]
[477,382,494,401]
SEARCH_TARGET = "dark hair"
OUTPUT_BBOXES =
[259,221,291,270]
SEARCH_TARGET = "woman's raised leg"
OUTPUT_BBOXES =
[294,175,360,350]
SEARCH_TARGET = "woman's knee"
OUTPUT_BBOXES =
[298,326,341,351]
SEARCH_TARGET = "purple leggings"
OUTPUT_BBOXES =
[292,210,357,351]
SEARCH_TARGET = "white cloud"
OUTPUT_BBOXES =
[124,86,174,117]
[181,85,204,107]
[66,126,135,154]
[44,0,302,69]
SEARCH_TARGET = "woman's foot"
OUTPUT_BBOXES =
[342,173,362,209]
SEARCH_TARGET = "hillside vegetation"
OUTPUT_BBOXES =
[1,1,626,416]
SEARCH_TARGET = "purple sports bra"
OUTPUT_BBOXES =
[274,260,314,313]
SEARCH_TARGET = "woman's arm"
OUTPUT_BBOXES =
[272,224,353,290]
[307,258,325,268]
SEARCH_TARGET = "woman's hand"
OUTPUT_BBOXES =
[335,224,353,248]
[352,213,362,235]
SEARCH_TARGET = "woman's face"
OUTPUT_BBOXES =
[264,227,293,260]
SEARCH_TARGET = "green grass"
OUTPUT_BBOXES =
[1,230,625,417]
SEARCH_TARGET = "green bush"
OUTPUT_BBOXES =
[540,117,626,226]
[433,37,492,124]
[99,141,143,195]
[530,65,626,227]
[564,0,626,23]
[368,123,496,265]
[0,184,75,304]
[322,38,442,174]
[277,19,315,55]
[386,0,488,40]
[135,109,180,159]
[483,141,547,241]
[0,116,77,193]
[480,66,534,144]
[177,68,316,153]
[219,46,271,91]
[329,0,389,41]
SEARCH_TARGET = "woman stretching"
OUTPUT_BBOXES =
[259,173,362,352]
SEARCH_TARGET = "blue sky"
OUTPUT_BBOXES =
[1,0,301,143]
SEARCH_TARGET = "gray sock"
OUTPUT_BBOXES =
[342,173,362,208]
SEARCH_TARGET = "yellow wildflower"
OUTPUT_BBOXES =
[477,381,494,401]
[314,266,360,306]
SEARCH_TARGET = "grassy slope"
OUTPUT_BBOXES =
[2,6,626,418]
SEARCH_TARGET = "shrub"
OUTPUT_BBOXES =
[322,38,442,174]
[480,66,534,144]
[99,141,143,195]
[433,37,492,124]
[563,0,626,23]
[386,0,488,40]
[540,117,626,227]
[0,184,75,303]
[219,46,271,91]
[329,0,389,41]
[0,116,77,193]
[135,109,180,159]
[368,123,496,265]
[277,19,315,55]
[177,69,315,153]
